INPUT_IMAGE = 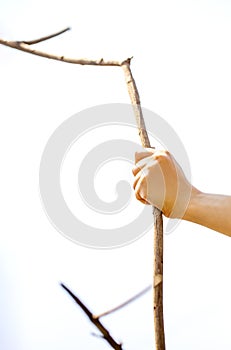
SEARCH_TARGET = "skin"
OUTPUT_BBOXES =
[132,148,231,237]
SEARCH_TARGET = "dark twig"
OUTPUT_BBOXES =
[22,27,71,45]
[60,283,123,350]
[95,285,152,319]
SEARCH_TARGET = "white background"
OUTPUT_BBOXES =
[1,0,231,349]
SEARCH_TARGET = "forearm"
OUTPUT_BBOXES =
[183,190,231,236]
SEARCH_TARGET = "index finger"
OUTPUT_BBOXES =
[135,147,155,164]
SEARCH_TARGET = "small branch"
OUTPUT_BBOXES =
[0,37,123,66]
[22,27,71,45]
[95,285,151,319]
[121,61,166,350]
[60,283,123,350]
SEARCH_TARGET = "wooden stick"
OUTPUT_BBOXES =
[153,207,165,349]
[0,28,166,349]
[121,61,165,350]
[61,283,123,350]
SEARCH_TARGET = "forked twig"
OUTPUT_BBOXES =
[61,283,123,350]
[0,28,166,349]
[0,29,125,66]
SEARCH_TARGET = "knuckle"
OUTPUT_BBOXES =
[145,147,155,153]
[163,150,170,156]
[154,149,170,163]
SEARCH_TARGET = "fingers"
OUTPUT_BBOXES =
[132,153,160,179]
[132,149,157,205]
[134,148,155,164]
[134,175,150,205]
[132,148,167,207]
[132,148,156,176]
[133,170,143,190]
[132,156,152,176]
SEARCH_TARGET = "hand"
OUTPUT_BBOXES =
[132,148,193,218]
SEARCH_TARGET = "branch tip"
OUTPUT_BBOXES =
[22,27,71,45]
[121,56,133,66]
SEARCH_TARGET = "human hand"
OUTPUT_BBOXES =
[132,148,193,218]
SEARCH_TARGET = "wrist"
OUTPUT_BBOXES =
[182,187,203,221]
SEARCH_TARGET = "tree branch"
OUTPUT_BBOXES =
[95,285,152,319]
[60,283,123,350]
[121,62,166,350]
[0,36,124,66]
[121,62,151,147]
[0,28,166,349]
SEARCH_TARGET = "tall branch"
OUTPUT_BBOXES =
[0,28,166,349]
[121,62,165,350]
[61,283,123,350]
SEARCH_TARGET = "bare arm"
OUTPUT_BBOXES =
[183,192,231,236]
[132,149,231,237]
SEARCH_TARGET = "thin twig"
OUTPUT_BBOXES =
[60,283,123,350]
[121,62,165,350]
[95,285,152,319]
[22,27,71,45]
